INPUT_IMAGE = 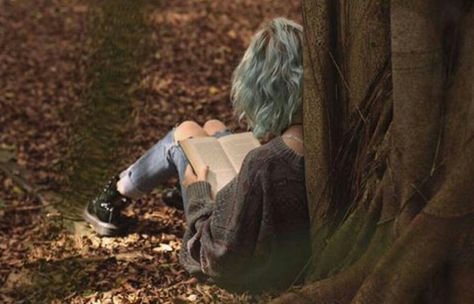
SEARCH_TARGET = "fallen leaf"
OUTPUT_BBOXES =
[153,243,173,253]
[208,86,219,95]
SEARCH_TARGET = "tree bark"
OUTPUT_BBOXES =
[272,0,474,302]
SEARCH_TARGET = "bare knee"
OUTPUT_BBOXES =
[178,120,201,130]
[203,119,227,136]
[174,120,207,141]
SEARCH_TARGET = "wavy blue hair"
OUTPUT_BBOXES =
[231,17,303,138]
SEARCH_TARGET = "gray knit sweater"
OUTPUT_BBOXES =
[180,136,310,292]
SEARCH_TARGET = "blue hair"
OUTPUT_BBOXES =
[231,17,303,138]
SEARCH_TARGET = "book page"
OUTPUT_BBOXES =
[219,132,261,172]
[179,137,236,196]
[207,169,237,195]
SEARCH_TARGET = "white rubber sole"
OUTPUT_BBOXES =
[83,207,123,236]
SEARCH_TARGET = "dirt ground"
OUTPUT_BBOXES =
[0,0,301,303]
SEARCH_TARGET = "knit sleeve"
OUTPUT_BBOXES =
[181,149,264,280]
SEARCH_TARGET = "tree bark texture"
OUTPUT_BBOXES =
[273,0,474,303]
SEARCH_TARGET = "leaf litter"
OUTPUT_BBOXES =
[0,0,301,303]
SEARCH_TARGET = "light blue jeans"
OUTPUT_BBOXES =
[119,128,232,204]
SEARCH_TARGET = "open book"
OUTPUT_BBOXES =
[179,132,261,197]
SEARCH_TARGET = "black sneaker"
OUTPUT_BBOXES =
[161,186,184,210]
[83,175,131,236]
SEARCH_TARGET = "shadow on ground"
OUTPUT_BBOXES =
[2,253,186,303]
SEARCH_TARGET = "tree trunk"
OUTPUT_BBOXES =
[273,0,474,303]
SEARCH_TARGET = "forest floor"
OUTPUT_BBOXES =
[0,0,301,303]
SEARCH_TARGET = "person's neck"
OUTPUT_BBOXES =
[282,124,303,138]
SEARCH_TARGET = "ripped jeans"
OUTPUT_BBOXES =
[118,128,232,204]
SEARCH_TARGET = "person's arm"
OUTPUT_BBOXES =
[183,149,264,279]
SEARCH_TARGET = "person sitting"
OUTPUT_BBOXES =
[84,17,310,292]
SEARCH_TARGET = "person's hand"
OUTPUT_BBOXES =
[182,164,209,188]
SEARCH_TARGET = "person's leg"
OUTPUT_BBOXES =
[160,119,232,209]
[117,121,207,199]
[203,119,227,136]
[84,120,206,236]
